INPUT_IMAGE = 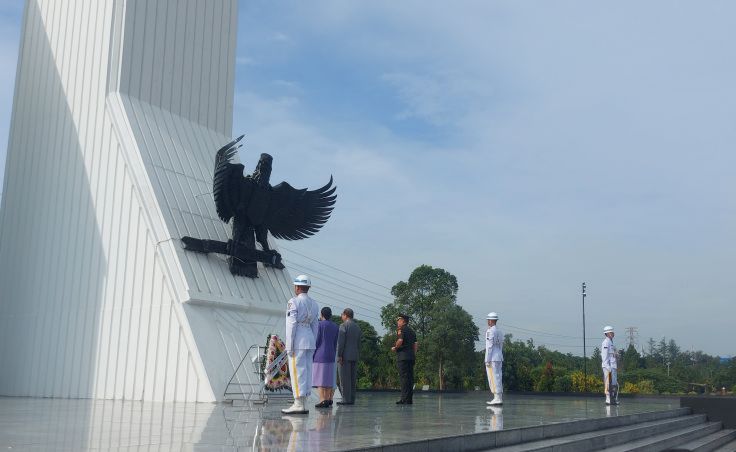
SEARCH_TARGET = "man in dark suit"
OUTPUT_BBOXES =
[336,308,362,405]
[392,314,417,404]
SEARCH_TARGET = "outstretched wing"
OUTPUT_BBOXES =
[265,176,337,240]
[213,135,244,223]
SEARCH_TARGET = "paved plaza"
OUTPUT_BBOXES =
[0,392,678,451]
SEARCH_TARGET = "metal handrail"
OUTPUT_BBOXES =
[223,344,266,402]
[224,342,293,404]
[225,344,258,388]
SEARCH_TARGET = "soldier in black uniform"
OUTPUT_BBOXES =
[391,314,418,404]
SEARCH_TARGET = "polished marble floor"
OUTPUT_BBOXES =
[0,392,677,451]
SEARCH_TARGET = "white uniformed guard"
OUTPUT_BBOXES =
[601,325,618,405]
[282,275,320,414]
[485,312,504,405]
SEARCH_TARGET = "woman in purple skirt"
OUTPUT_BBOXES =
[313,306,339,408]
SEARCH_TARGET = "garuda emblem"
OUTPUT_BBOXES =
[182,135,337,278]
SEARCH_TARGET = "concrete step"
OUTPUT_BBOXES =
[670,429,736,452]
[374,408,693,452]
[603,421,722,452]
[710,437,736,452]
[487,414,707,451]
[488,408,693,449]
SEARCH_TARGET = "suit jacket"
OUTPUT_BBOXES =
[337,319,361,362]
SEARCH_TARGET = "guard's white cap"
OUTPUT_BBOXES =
[293,275,311,287]
[486,312,499,320]
[603,325,614,334]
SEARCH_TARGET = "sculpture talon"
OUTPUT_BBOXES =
[182,135,336,278]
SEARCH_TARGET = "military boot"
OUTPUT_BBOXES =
[281,396,309,414]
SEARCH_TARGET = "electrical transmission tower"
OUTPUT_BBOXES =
[624,326,639,350]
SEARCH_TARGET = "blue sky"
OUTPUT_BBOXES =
[2,1,735,356]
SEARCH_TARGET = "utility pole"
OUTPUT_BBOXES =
[625,326,639,350]
[582,282,587,392]
[664,336,671,376]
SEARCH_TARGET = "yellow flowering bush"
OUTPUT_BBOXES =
[570,370,604,393]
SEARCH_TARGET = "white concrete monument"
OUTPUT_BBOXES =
[0,0,291,402]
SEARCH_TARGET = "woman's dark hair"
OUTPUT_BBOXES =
[321,306,332,319]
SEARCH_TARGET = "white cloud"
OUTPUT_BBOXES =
[270,79,302,93]
[271,32,291,43]
[236,56,257,66]
[381,72,449,124]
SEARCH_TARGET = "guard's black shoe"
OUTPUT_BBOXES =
[396,400,406,404]
[315,400,329,408]
[327,400,334,406]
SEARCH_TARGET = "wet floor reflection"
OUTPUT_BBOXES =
[0,393,677,451]
[487,406,504,431]
[606,404,620,417]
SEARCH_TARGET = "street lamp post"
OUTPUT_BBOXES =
[582,282,587,393]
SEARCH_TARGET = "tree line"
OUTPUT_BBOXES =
[335,264,736,395]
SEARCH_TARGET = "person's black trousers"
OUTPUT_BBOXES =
[339,360,358,403]
[398,359,414,402]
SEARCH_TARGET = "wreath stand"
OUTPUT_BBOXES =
[223,344,292,404]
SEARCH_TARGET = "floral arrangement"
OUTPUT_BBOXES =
[263,334,291,391]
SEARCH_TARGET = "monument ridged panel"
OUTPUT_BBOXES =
[0,0,286,402]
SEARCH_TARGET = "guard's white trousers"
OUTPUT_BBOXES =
[288,349,314,398]
[486,361,503,395]
[603,368,618,395]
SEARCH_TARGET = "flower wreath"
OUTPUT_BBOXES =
[263,334,291,391]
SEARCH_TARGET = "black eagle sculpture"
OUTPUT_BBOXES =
[182,135,337,278]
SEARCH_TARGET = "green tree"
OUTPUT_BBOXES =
[592,346,601,360]
[472,351,489,389]
[501,335,538,391]
[535,362,555,392]
[553,373,573,392]
[667,339,681,365]
[380,265,458,339]
[658,338,668,364]
[647,338,656,356]
[625,368,685,393]
[622,344,642,371]
[423,297,479,389]
[637,380,656,394]
[376,335,400,388]
[591,346,601,374]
